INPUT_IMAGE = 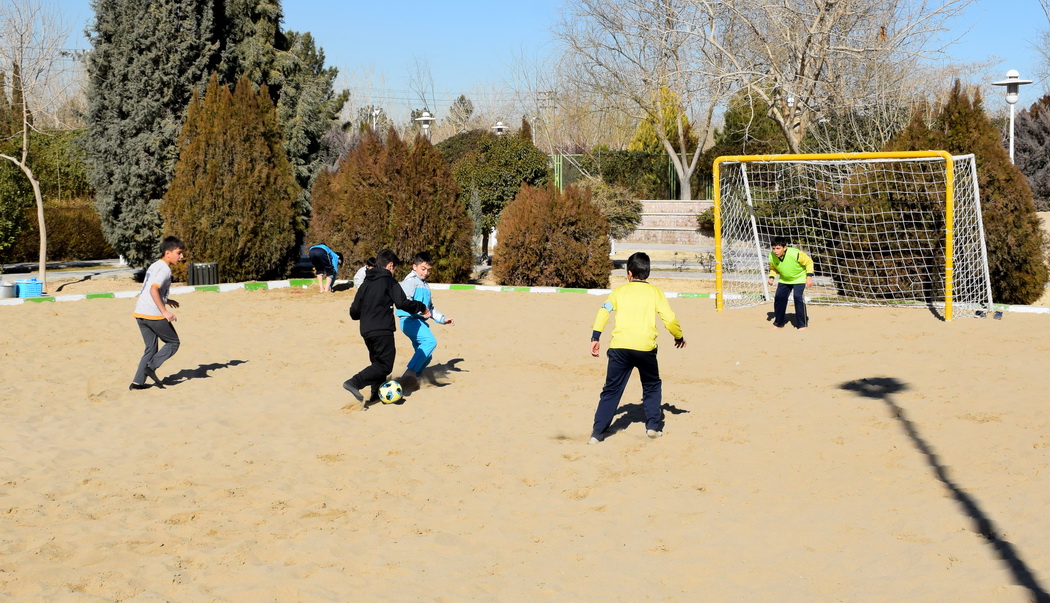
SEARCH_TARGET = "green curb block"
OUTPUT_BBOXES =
[676,292,712,299]
[244,282,268,291]
[289,279,314,287]
[499,286,531,292]
[449,284,477,290]
[86,292,115,299]
[195,285,220,292]
[556,288,588,294]
[27,296,55,303]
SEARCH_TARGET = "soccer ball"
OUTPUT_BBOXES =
[378,380,403,404]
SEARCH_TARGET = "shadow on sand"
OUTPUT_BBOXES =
[841,376,1049,602]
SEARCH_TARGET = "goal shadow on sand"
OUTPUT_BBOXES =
[841,377,1049,601]
[161,359,248,387]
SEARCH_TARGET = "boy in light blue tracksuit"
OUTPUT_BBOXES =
[396,252,454,391]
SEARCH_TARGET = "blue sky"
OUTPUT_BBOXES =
[51,0,1050,116]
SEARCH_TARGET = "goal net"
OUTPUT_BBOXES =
[713,152,992,321]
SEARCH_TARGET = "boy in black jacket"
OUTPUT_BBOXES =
[344,249,430,405]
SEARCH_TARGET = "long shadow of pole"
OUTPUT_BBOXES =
[841,377,1049,602]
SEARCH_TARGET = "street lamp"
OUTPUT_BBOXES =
[992,69,1033,163]
[414,110,435,141]
[371,108,381,131]
[492,121,509,136]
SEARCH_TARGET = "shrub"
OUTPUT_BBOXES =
[588,180,642,240]
[2,200,115,263]
[492,184,610,288]
[161,74,301,283]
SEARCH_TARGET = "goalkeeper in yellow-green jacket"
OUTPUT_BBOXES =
[768,236,815,329]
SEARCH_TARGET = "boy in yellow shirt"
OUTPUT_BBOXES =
[767,236,815,329]
[588,252,686,444]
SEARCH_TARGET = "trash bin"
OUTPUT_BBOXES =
[0,281,15,299]
[188,262,219,286]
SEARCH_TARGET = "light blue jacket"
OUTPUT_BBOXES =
[395,271,447,323]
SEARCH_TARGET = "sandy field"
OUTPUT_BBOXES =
[2,276,1050,601]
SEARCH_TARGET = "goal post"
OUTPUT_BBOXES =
[713,151,993,321]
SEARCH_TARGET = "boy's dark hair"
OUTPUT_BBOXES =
[626,251,650,280]
[771,236,790,247]
[411,251,433,265]
[365,257,376,268]
[161,236,184,253]
[375,249,400,269]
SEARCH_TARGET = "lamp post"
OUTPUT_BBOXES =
[372,108,381,131]
[492,121,509,136]
[414,110,435,141]
[992,69,1033,163]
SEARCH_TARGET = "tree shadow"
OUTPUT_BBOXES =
[841,377,1049,601]
[162,360,248,386]
[606,401,689,435]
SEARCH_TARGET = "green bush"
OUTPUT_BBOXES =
[492,184,610,288]
[588,180,642,240]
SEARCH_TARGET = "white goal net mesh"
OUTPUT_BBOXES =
[715,153,992,318]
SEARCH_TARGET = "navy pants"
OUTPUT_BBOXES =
[134,317,180,384]
[349,332,396,398]
[592,347,664,439]
[774,282,808,328]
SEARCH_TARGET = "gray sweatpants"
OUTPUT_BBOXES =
[134,317,180,384]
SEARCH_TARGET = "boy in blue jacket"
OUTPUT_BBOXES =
[396,252,455,392]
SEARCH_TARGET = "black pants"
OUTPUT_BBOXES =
[349,332,395,398]
[309,247,335,277]
[774,282,808,328]
[592,347,664,438]
[134,317,180,383]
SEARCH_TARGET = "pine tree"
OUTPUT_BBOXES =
[83,0,218,267]
[161,74,300,282]
[1014,94,1050,212]
[885,81,1049,305]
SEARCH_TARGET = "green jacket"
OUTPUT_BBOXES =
[768,247,814,285]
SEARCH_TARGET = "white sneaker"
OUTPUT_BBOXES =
[587,436,601,445]
[646,429,663,439]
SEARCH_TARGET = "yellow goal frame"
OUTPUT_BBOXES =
[713,151,959,320]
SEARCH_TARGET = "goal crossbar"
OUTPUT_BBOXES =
[713,151,992,321]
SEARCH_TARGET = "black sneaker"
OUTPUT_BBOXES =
[145,367,166,388]
[128,383,150,391]
[342,379,364,402]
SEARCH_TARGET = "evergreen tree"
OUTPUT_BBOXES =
[83,0,218,267]
[885,81,1049,305]
[1014,94,1050,212]
[309,129,473,282]
[161,74,300,282]
[519,115,533,143]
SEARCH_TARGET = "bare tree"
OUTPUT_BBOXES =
[556,0,733,200]
[717,0,973,153]
[0,0,71,289]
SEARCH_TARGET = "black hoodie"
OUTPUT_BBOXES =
[349,267,427,337]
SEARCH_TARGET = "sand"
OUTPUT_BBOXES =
[2,278,1050,601]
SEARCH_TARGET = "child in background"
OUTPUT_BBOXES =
[130,236,185,390]
[589,252,685,443]
[309,243,342,293]
[353,257,376,289]
[396,252,454,392]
